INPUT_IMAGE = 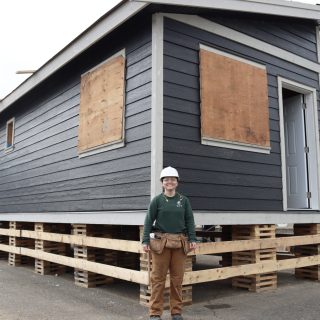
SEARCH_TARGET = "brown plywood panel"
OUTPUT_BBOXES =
[200,49,270,147]
[78,55,125,152]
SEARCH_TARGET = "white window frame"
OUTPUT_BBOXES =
[78,48,126,158]
[199,44,271,154]
[4,117,15,153]
[277,76,320,211]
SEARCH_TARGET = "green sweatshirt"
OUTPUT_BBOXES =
[142,193,197,245]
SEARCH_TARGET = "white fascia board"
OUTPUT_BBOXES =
[0,1,148,114]
[132,0,320,20]
[151,13,164,199]
[162,13,320,73]
[1,211,320,225]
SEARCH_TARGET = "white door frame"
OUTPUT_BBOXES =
[277,76,320,211]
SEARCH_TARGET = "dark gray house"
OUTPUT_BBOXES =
[1,0,320,227]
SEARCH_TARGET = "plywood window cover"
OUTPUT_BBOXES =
[4,117,15,154]
[200,44,271,154]
[78,49,126,158]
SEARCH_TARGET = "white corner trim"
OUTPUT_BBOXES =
[78,139,124,158]
[82,48,126,77]
[201,137,271,154]
[132,0,320,20]
[0,1,149,114]
[162,13,320,74]
[4,117,15,153]
[151,13,164,199]
[277,76,320,212]
[200,43,266,69]
[316,26,320,63]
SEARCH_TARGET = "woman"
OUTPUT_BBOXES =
[142,166,197,320]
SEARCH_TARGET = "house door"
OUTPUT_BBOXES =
[283,95,309,209]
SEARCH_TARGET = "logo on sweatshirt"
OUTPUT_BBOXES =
[177,201,182,208]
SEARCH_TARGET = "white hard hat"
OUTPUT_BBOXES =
[160,166,180,181]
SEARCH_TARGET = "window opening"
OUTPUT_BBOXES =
[5,118,15,153]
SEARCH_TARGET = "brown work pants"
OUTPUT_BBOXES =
[149,246,187,316]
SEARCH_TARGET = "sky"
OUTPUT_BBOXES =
[0,0,319,100]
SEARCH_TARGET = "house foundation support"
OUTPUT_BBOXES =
[294,224,320,280]
[232,224,277,292]
[9,222,34,267]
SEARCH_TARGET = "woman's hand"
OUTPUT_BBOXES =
[142,245,151,253]
[190,242,197,250]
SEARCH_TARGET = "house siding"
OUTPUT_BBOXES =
[163,17,320,211]
[0,18,152,213]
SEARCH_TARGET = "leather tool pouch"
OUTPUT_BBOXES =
[181,235,192,255]
[150,232,166,254]
[165,234,182,249]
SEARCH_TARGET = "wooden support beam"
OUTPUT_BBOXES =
[0,244,20,254]
[0,228,20,237]
[181,255,320,285]
[20,248,149,285]
[20,230,142,253]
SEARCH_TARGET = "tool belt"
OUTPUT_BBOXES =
[150,232,191,255]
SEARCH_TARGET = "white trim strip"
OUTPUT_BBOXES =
[1,211,320,225]
[201,137,271,154]
[277,76,320,212]
[316,26,320,63]
[133,0,320,20]
[151,13,164,199]
[81,48,126,77]
[200,43,266,69]
[4,117,15,154]
[78,139,124,158]
[162,13,320,73]
[0,1,149,114]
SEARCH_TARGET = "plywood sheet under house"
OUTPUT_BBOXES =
[200,49,270,147]
[78,55,125,152]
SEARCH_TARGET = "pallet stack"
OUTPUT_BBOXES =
[220,225,232,267]
[113,225,139,269]
[294,223,320,280]
[139,226,193,309]
[34,223,67,275]
[231,224,277,292]
[0,221,9,260]
[73,224,114,288]
[9,221,35,267]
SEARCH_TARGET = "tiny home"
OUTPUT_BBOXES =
[1,0,320,298]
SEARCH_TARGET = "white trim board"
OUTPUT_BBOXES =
[4,117,15,154]
[202,137,271,154]
[316,26,320,63]
[133,0,320,20]
[1,211,320,225]
[277,76,320,212]
[151,13,164,199]
[0,1,149,114]
[161,13,320,74]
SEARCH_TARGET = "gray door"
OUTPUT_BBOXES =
[283,95,309,209]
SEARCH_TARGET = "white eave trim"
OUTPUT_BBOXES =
[162,13,320,74]
[132,0,320,20]
[0,1,149,114]
[78,139,125,158]
[202,137,271,154]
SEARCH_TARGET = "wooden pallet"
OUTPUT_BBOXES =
[220,225,232,267]
[140,285,192,309]
[35,223,67,233]
[9,253,34,267]
[73,224,112,237]
[35,259,66,275]
[0,221,9,228]
[9,221,34,230]
[232,225,277,292]
[74,270,114,288]
[294,224,320,280]
[9,236,34,248]
[35,240,66,254]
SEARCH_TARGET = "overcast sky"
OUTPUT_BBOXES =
[0,0,319,99]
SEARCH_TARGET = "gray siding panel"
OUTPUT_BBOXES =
[0,19,152,213]
[163,17,319,211]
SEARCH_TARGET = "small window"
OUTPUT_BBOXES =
[200,44,270,154]
[78,49,126,158]
[5,117,15,153]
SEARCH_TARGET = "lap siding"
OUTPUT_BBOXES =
[163,17,320,211]
[0,19,152,213]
